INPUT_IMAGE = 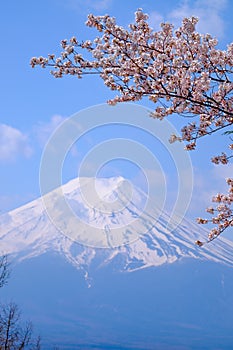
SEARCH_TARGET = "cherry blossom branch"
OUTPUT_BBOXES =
[195,178,233,246]
[31,9,233,243]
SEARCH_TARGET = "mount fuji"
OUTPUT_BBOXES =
[1,176,233,272]
[1,177,233,349]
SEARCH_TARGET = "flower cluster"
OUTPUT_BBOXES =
[31,9,233,243]
[195,178,233,245]
[211,152,228,165]
[30,10,233,145]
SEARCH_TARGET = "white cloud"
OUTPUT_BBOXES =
[212,163,233,182]
[34,115,66,147]
[89,0,112,11]
[68,0,112,12]
[0,124,32,162]
[185,162,232,220]
[168,0,227,38]
[34,115,82,158]
[148,11,164,31]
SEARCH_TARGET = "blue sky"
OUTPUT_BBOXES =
[1,0,233,238]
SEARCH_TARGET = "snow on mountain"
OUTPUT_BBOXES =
[1,176,233,275]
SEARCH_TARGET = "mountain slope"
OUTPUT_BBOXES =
[1,176,233,276]
[2,177,233,349]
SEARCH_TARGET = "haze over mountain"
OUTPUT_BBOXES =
[1,177,233,349]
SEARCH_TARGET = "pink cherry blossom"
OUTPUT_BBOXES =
[31,9,233,245]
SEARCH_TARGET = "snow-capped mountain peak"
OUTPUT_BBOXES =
[1,176,233,274]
